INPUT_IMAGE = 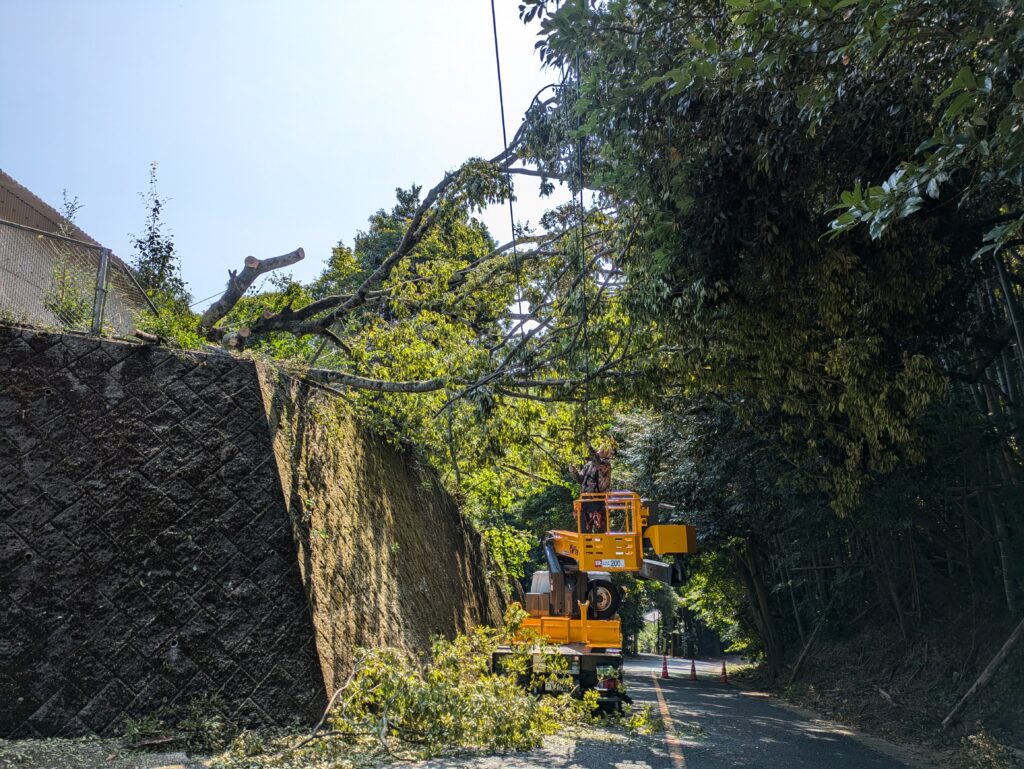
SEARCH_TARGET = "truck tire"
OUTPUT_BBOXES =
[587,578,621,620]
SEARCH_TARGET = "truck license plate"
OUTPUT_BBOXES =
[596,558,625,568]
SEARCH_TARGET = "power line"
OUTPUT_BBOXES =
[574,50,592,437]
[188,290,224,309]
[489,0,524,316]
[310,3,525,369]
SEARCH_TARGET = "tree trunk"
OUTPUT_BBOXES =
[786,567,806,646]
[991,503,1017,615]
[994,253,1024,383]
[788,591,838,685]
[870,533,908,642]
[733,539,784,676]
[988,445,1020,615]
[942,615,1024,728]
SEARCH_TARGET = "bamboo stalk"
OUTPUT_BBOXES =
[942,616,1024,729]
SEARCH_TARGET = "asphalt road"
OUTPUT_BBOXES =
[418,655,926,769]
[624,655,918,769]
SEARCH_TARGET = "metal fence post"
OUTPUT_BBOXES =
[91,248,111,334]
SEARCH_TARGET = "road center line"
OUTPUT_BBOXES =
[651,674,686,769]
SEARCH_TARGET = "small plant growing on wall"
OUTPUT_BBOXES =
[42,191,93,329]
[43,264,92,328]
[131,162,205,348]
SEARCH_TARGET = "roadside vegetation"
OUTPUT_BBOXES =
[200,610,659,769]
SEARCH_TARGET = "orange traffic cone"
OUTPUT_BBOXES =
[661,654,670,679]
[689,658,698,682]
[719,661,729,684]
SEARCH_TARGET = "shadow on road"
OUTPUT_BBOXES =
[629,654,917,768]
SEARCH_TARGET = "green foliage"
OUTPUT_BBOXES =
[43,258,92,329]
[131,162,188,302]
[481,523,534,581]
[209,611,598,766]
[329,645,546,758]
[522,0,1008,510]
[618,402,824,667]
[126,162,203,349]
[224,730,275,759]
[956,725,1015,769]
[167,166,633,581]
[681,553,757,654]
[177,695,238,753]
[119,695,237,754]
[351,186,422,273]
[293,188,615,546]
[119,714,170,747]
[222,274,316,359]
[615,573,674,648]
[801,3,1024,257]
[615,703,663,736]
[0,307,30,326]
[134,289,204,349]
[636,623,660,655]
[43,191,93,330]
[479,485,576,585]
[307,244,361,300]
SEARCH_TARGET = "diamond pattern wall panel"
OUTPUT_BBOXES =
[0,326,326,737]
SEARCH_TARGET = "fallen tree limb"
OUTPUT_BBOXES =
[304,366,642,395]
[290,656,367,753]
[129,735,177,749]
[308,368,447,393]
[221,327,252,350]
[197,247,305,340]
[132,328,161,344]
[304,147,522,349]
[942,614,1024,729]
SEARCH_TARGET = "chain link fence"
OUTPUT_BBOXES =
[0,218,152,336]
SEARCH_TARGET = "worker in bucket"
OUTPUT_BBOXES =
[570,441,615,532]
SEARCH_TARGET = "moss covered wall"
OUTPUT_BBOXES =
[256,368,504,694]
[0,324,502,737]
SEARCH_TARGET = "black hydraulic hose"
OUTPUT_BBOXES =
[543,536,562,575]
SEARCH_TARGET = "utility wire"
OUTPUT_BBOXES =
[489,0,524,316]
[311,3,524,370]
[188,290,225,309]
[574,50,592,438]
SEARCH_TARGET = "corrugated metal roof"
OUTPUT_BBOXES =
[0,168,133,271]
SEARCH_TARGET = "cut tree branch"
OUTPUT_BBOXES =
[198,247,305,340]
[307,368,447,393]
[301,144,524,341]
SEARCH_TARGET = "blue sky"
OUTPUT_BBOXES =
[1,1,561,307]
